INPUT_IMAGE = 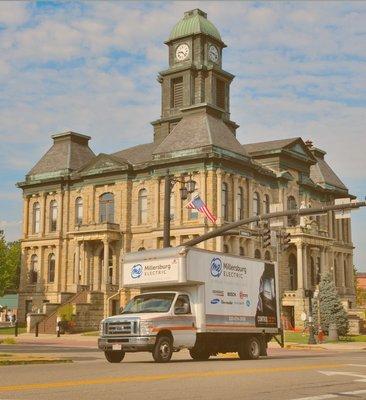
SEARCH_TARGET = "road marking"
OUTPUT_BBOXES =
[292,395,338,400]
[0,363,343,393]
[319,370,366,382]
[292,389,366,400]
[346,364,366,368]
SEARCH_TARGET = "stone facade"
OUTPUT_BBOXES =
[17,9,355,329]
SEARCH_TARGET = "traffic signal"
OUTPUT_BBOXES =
[262,228,271,248]
[282,232,291,250]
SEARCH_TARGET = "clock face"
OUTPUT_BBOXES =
[208,45,219,63]
[176,44,189,61]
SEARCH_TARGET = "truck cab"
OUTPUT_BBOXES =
[98,290,196,363]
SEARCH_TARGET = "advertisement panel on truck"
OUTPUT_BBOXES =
[187,251,278,329]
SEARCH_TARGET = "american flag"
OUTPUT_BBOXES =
[186,195,217,223]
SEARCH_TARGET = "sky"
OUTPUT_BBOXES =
[0,1,365,270]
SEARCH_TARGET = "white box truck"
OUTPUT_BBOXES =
[98,246,282,363]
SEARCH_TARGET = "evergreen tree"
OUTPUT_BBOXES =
[312,272,349,336]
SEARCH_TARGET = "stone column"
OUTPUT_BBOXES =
[154,179,160,228]
[80,241,85,285]
[75,241,80,286]
[56,244,61,292]
[296,243,304,290]
[23,195,30,238]
[321,247,326,276]
[216,169,222,224]
[233,176,239,220]
[232,236,240,255]
[340,253,345,288]
[40,192,47,236]
[58,190,63,234]
[302,244,308,289]
[103,239,109,286]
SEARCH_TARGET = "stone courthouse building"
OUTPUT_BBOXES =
[17,9,355,330]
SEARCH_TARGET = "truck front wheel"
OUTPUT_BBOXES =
[104,350,125,363]
[189,348,210,361]
[153,336,173,363]
[238,336,260,360]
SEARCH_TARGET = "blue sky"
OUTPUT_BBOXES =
[0,1,365,270]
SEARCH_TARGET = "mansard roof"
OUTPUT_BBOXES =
[242,137,316,163]
[112,142,155,165]
[309,147,347,192]
[152,108,249,159]
[27,131,95,180]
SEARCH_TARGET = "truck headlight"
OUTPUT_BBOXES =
[140,320,154,336]
[99,322,104,336]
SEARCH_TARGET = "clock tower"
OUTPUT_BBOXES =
[152,9,238,145]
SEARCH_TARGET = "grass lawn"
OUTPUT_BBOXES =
[281,331,366,344]
[0,326,26,335]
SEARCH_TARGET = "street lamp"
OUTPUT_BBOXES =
[163,169,196,248]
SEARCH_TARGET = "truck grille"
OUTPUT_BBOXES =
[106,321,135,335]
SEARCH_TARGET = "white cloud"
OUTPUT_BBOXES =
[0,2,29,27]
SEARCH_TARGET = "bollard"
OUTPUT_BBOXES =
[14,321,18,337]
[35,322,39,337]
[56,321,60,337]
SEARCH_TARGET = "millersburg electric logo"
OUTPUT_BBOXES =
[131,264,143,279]
[210,257,247,279]
[210,258,223,277]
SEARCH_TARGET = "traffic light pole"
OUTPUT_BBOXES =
[182,200,366,247]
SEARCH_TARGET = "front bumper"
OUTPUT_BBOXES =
[98,336,156,352]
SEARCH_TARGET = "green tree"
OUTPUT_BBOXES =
[0,231,21,296]
[312,272,349,336]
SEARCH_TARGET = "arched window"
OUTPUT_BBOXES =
[264,250,271,261]
[310,257,316,286]
[287,196,298,227]
[48,254,55,283]
[254,249,261,259]
[32,202,40,234]
[99,193,114,223]
[29,254,38,284]
[75,197,83,225]
[289,253,297,290]
[239,246,245,256]
[138,189,148,224]
[221,182,228,220]
[49,200,58,232]
[264,194,270,214]
[236,186,244,220]
[223,244,229,253]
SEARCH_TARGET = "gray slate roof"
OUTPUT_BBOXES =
[153,112,248,157]
[310,156,347,191]
[112,142,155,165]
[242,138,300,154]
[28,132,95,177]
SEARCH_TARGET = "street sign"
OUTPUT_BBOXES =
[239,230,251,237]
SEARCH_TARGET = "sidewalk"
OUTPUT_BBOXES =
[0,332,98,348]
[269,340,366,351]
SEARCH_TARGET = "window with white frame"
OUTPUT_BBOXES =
[32,202,40,234]
[138,189,148,224]
[49,200,58,232]
[75,197,83,225]
[236,186,244,220]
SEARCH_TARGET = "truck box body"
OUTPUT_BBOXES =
[122,247,280,334]
[99,247,281,362]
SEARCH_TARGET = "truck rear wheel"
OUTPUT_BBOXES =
[153,336,173,363]
[189,348,210,361]
[104,350,125,363]
[238,336,260,360]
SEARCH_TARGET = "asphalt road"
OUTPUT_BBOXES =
[1,344,366,400]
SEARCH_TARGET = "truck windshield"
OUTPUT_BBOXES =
[122,293,175,314]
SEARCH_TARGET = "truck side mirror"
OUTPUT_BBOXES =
[119,306,124,314]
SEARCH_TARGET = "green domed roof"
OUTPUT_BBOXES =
[169,9,222,42]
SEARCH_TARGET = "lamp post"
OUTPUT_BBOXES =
[305,289,317,344]
[163,169,196,248]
